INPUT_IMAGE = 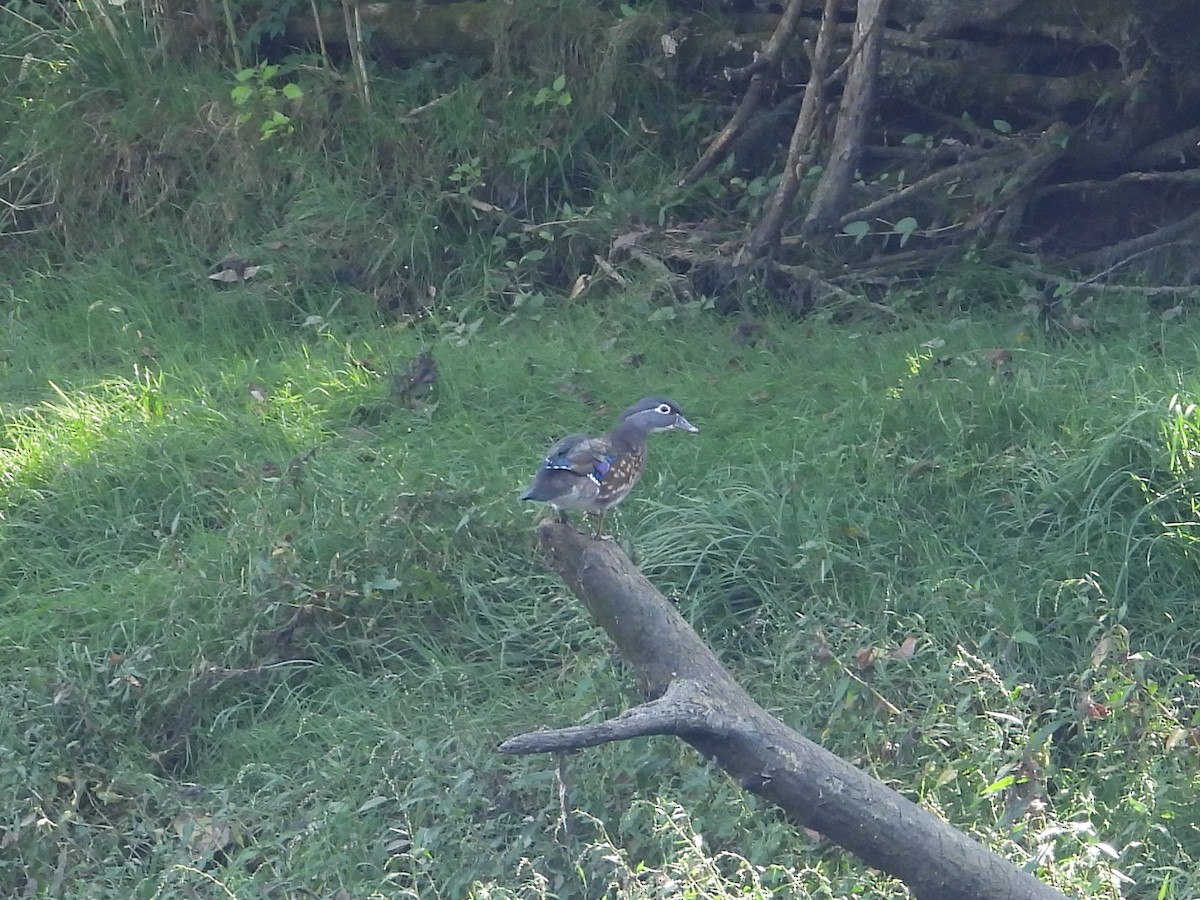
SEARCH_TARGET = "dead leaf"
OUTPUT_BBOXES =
[890,635,918,660]
[593,254,627,286]
[610,229,650,257]
[1090,634,1112,669]
[385,835,413,854]
[1161,305,1184,321]
[391,349,437,408]
[208,264,264,282]
[1085,701,1109,719]
[1068,314,1093,332]
[567,274,590,300]
[811,631,834,662]
[1075,690,1109,720]
[853,646,878,670]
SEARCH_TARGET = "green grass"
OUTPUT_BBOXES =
[4,273,1200,898]
[3,5,1200,896]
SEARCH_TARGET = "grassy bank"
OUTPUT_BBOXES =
[4,275,1200,897]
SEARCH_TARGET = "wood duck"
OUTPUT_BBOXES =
[520,396,699,533]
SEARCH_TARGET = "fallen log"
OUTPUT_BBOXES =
[501,520,1068,900]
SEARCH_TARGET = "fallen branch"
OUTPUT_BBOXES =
[502,521,1068,900]
[1072,204,1200,273]
[744,0,841,258]
[680,0,806,187]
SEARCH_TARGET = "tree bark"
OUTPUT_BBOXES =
[802,0,889,235]
[744,0,840,258]
[501,521,1069,900]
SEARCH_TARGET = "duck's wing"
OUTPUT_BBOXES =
[543,434,620,482]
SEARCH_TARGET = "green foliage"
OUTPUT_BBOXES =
[842,215,921,247]
[531,74,572,109]
[230,62,304,141]
[1,0,691,307]
[3,273,1200,898]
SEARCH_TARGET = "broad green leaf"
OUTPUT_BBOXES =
[842,220,871,240]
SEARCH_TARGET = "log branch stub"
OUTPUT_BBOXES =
[504,519,1069,900]
[499,678,728,754]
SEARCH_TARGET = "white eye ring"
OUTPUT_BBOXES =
[656,403,672,415]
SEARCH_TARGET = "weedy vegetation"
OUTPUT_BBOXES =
[1,2,1199,898]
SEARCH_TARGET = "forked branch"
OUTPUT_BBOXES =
[501,520,1067,900]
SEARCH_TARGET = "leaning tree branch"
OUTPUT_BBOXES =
[744,0,841,259]
[502,521,1068,900]
[1036,169,1200,196]
[680,0,806,187]
[834,151,1010,231]
[801,0,889,236]
[1072,204,1200,273]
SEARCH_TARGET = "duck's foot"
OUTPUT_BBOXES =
[588,511,616,540]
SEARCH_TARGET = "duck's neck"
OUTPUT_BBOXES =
[608,420,651,451]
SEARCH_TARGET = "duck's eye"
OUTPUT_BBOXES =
[656,403,672,415]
